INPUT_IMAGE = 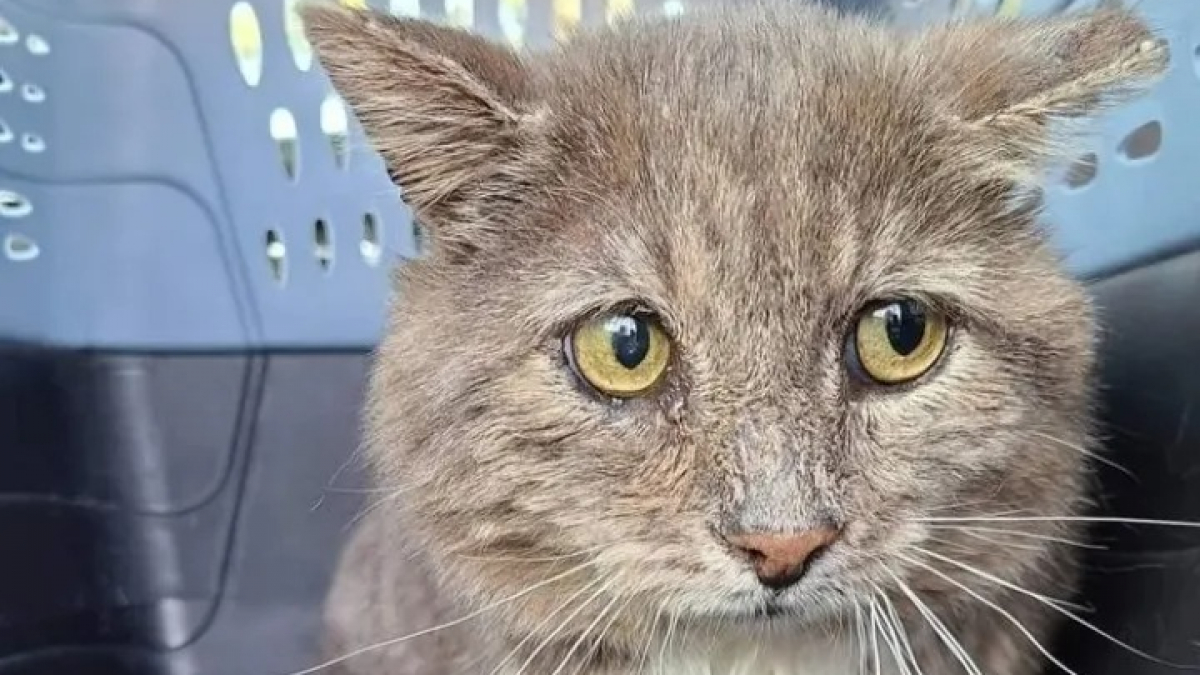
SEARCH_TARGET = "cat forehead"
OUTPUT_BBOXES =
[516,36,1033,321]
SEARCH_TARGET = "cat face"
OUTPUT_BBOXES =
[306,0,1165,645]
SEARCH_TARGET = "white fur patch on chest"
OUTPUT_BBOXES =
[651,633,866,675]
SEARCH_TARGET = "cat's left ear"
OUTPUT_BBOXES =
[302,4,547,252]
[930,7,1169,184]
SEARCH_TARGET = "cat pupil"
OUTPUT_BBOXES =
[607,315,650,369]
[883,301,926,356]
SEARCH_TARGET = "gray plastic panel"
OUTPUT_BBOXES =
[0,0,416,350]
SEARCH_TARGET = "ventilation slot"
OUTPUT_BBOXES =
[1063,153,1098,190]
[0,69,12,93]
[0,119,12,143]
[314,219,334,272]
[321,95,349,168]
[389,0,422,16]
[22,133,44,154]
[270,108,300,180]
[0,16,18,45]
[1118,120,1162,163]
[21,83,44,103]
[284,0,313,71]
[25,34,48,55]
[445,0,474,27]
[0,189,32,218]
[498,0,527,46]
[231,2,264,87]
[361,213,382,266]
[266,229,287,284]
[3,233,38,261]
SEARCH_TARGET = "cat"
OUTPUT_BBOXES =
[299,2,1168,674]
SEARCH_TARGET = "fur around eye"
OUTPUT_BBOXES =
[847,298,948,385]
[565,311,671,398]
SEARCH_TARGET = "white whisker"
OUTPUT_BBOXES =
[914,515,1200,529]
[914,546,1195,669]
[1027,430,1138,481]
[575,593,636,675]
[872,591,910,675]
[284,561,594,675]
[555,591,629,675]
[884,567,982,675]
[923,524,1104,550]
[513,577,617,675]
[487,575,608,675]
[897,552,1079,675]
[877,586,921,675]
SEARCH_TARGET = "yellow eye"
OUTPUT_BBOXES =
[568,312,671,398]
[851,299,948,385]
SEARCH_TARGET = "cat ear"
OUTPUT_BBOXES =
[301,4,546,250]
[932,7,1169,184]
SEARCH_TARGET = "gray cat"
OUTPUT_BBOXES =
[298,2,1168,674]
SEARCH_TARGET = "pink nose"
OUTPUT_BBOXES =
[724,528,841,589]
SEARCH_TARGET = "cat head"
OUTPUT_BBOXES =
[306,0,1165,647]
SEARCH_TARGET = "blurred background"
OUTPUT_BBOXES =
[0,0,1197,674]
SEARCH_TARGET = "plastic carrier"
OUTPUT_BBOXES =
[0,0,1198,674]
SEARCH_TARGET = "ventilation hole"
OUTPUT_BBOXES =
[498,0,527,46]
[444,0,474,27]
[553,0,580,39]
[3,232,38,262]
[1118,120,1162,162]
[314,219,334,272]
[606,0,634,25]
[270,108,300,180]
[25,34,48,55]
[0,69,12,93]
[265,229,287,284]
[22,133,44,154]
[389,0,421,16]
[0,190,31,218]
[1063,153,1098,190]
[662,0,684,16]
[284,0,313,71]
[0,16,18,45]
[21,83,44,103]
[320,94,349,168]
[231,2,264,87]
[0,119,12,143]
[361,213,382,266]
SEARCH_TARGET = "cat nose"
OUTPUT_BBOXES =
[724,528,841,590]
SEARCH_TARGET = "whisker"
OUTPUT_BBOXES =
[884,567,983,675]
[633,601,663,675]
[549,589,627,675]
[457,544,609,564]
[1026,430,1138,481]
[897,552,1079,675]
[876,585,921,675]
[869,598,882,675]
[282,561,594,675]
[512,577,617,675]
[914,546,1198,669]
[923,524,1105,550]
[871,592,910,675]
[486,575,608,675]
[914,515,1200,530]
[568,592,634,675]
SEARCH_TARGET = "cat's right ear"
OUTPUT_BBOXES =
[301,4,548,252]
